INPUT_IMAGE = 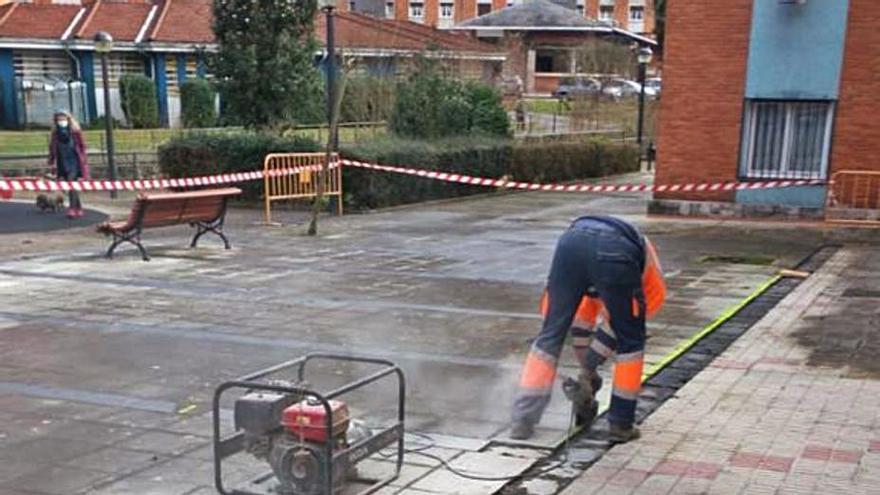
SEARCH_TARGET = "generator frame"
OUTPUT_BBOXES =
[213,353,406,495]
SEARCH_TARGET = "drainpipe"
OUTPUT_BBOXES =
[62,43,86,119]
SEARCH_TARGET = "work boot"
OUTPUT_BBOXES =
[509,421,535,440]
[608,424,641,444]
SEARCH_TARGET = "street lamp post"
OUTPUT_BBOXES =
[319,0,338,150]
[94,31,118,199]
[636,46,653,148]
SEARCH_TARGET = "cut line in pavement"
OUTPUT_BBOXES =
[0,381,177,413]
[0,268,541,320]
[0,311,525,370]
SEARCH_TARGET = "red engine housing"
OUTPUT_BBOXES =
[281,400,350,443]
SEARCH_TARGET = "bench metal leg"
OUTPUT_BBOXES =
[106,230,149,261]
[190,219,231,250]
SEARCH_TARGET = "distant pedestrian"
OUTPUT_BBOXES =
[47,110,90,218]
[515,99,527,132]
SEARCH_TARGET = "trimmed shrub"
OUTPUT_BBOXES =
[119,75,159,129]
[158,132,319,200]
[181,79,218,128]
[510,139,640,183]
[341,137,638,210]
[391,58,509,139]
[340,76,395,123]
[341,137,511,210]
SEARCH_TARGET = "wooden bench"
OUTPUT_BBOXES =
[97,188,241,261]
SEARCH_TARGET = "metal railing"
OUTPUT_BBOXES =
[263,152,342,225]
[826,170,880,226]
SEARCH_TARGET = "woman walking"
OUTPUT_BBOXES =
[47,110,90,218]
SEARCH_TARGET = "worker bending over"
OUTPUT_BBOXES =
[511,215,665,442]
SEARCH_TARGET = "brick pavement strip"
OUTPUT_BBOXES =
[564,247,880,495]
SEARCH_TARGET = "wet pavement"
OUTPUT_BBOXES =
[0,200,108,234]
[0,182,856,494]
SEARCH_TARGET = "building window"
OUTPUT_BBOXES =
[477,3,491,15]
[577,5,584,15]
[599,5,614,21]
[386,1,394,17]
[535,49,571,73]
[409,1,423,19]
[740,100,834,180]
[440,2,454,18]
[630,6,644,21]
[349,1,356,10]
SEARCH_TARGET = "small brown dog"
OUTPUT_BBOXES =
[36,193,65,213]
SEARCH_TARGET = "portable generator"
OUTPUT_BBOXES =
[213,353,405,495]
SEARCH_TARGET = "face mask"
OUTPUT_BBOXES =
[56,120,69,128]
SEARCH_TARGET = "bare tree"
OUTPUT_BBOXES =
[307,55,356,236]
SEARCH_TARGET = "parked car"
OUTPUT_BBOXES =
[644,78,662,97]
[601,78,643,100]
[553,77,602,99]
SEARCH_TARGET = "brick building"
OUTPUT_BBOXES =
[375,0,655,35]
[453,0,655,95]
[653,0,880,217]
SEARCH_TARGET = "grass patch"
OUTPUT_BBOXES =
[0,125,386,155]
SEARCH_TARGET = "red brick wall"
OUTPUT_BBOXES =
[614,0,628,28]
[492,0,506,13]
[456,0,476,22]
[395,0,408,20]
[586,0,598,18]
[425,0,438,25]
[831,0,880,175]
[643,0,655,34]
[653,0,753,201]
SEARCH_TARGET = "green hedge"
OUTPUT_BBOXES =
[510,139,640,183]
[341,137,511,210]
[341,137,639,210]
[180,79,218,128]
[158,132,319,199]
[119,75,159,129]
[158,133,637,209]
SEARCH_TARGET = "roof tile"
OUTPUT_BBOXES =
[150,0,213,43]
[76,1,154,41]
[0,3,82,39]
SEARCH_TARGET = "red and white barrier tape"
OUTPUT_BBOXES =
[0,163,335,193]
[0,158,824,194]
[340,159,826,193]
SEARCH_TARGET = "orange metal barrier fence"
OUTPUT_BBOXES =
[826,171,880,226]
[263,152,343,224]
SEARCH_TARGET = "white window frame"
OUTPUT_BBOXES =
[439,1,454,19]
[385,1,395,17]
[598,5,614,21]
[740,100,835,180]
[630,5,644,21]
[409,1,424,19]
